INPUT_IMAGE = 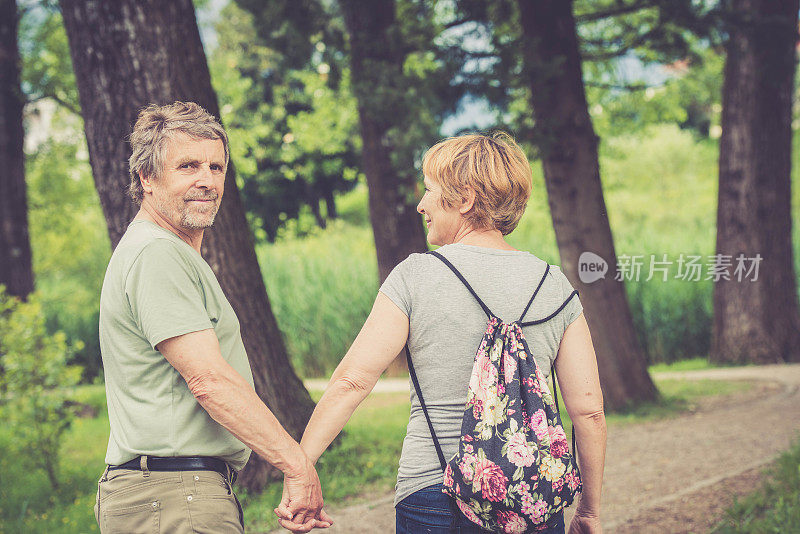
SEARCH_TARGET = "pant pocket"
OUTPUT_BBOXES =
[101,500,160,534]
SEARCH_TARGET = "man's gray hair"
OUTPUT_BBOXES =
[128,101,229,205]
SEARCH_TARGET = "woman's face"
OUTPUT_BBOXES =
[417,175,464,246]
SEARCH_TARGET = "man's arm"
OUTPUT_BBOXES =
[157,329,329,528]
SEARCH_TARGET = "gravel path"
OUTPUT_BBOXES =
[270,364,800,533]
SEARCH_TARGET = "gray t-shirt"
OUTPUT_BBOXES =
[99,220,254,470]
[379,243,583,505]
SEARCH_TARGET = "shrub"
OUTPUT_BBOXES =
[0,287,83,489]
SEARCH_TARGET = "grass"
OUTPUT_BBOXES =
[648,357,717,373]
[0,367,762,533]
[710,437,800,533]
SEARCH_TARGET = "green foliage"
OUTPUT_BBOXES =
[26,132,111,380]
[0,288,83,490]
[710,437,800,533]
[0,385,108,533]
[257,221,377,376]
[18,8,80,114]
[210,2,361,241]
[588,46,724,138]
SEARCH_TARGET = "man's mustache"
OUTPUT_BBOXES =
[184,192,219,201]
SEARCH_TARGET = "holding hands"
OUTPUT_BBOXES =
[274,456,333,533]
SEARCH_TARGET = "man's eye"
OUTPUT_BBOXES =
[180,163,192,169]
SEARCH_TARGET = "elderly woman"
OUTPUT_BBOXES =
[278,133,606,534]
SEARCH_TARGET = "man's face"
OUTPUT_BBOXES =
[142,132,227,231]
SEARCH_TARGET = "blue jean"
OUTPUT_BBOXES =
[395,484,565,534]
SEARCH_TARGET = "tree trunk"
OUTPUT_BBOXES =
[323,186,338,220]
[0,0,34,300]
[59,0,315,491]
[711,0,800,364]
[339,0,427,284]
[517,0,658,410]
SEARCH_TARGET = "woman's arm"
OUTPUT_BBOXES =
[299,292,410,463]
[554,312,607,526]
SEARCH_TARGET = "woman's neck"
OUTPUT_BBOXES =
[450,226,517,251]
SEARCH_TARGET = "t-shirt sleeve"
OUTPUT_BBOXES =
[378,254,421,317]
[125,239,214,350]
[554,266,583,330]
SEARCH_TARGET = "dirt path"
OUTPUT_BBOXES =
[271,364,800,533]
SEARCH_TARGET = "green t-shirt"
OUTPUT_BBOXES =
[99,219,254,470]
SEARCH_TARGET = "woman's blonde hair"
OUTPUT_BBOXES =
[422,132,532,235]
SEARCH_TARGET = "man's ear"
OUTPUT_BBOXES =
[459,187,476,215]
[139,171,153,194]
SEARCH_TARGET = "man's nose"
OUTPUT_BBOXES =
[195,166,214,188]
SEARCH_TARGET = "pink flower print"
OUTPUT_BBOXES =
[444,464,454,488]
[503,349,518,384]
[496,511,527,534]
[506,432,536,468]
[566,470,581,491]
[525,375,541,395]
[464,443,474,453]
[456,499,482,526]
[473,458,508,502]
[470,352,498,403]
[549,425,569,458]
[529,499,548,522]
[472,399,484,420]
[536,367,550,395]
[551,477,564,493]
[459,453,478,483]
[530,409,549,441]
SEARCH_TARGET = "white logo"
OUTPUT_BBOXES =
[578,252,607,284]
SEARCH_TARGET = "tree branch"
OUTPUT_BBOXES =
[584,81,651,91]
[26,94,81,116]
[575,0,653,24]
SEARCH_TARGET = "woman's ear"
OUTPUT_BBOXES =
[459,187,476,215]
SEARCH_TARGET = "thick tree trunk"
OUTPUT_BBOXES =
[0,0,34,300]
[518,0,658,410]
[712,0,800,364]
[339,0,427,284]
[60,0,314,491]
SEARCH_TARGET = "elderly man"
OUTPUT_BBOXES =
[95,101,330,533]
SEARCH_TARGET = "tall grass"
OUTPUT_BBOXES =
[257,221,378,376]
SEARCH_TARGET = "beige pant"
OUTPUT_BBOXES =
[93,460,245,533]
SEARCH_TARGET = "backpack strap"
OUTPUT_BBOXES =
[551,363,579,468]
[428,250,495,318]
[520,290,579,327]
[518,263,550,322]
[405,345,448,472]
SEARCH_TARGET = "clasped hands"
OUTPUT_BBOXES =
[273,457,333,533]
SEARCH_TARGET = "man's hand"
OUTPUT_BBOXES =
[273,461,333,533]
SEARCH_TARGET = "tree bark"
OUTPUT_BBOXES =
[711,0,800,364]
[339,0,427,284]
[0,0,34,300]
[517,0,658,410]
[59,0,315,491]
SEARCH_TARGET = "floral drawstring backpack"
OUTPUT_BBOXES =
[404,251,582,533]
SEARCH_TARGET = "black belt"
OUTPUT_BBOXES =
[108,456,234,482]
